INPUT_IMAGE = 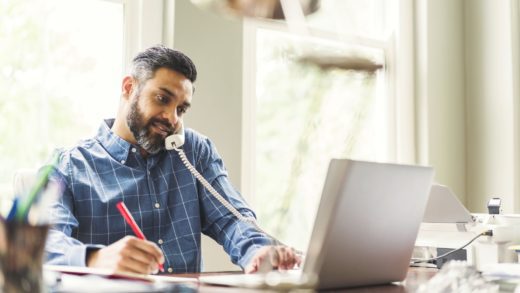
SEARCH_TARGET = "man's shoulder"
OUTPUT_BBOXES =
[55,138,101,161]
[184,128,210,146]
[181,128,223,163]
[51,138,100,178]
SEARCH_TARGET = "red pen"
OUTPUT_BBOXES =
[116,201,164,272]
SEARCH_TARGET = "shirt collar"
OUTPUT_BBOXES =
[96,119,133,164]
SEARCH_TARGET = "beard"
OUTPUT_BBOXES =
[127,96,175,155]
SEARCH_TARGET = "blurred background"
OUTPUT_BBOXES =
[0,0,519,271]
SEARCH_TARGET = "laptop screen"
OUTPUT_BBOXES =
[304,159,434,289]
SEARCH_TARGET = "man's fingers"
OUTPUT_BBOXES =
[269,246,280,267]
[283,246,294,268]
[117,255,153,274]
[127,237,165,266]
[119,246,161,273]
[88,236,165,275]
[270,246,300,270]
[246,245,302,274]
[278,246,289,269]
[276,246,291,269]
[284,246,301,268]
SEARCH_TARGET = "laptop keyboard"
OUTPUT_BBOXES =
[198,270,317,289]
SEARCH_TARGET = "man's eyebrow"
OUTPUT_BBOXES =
[159,86,191,108]
[159,87,175,97]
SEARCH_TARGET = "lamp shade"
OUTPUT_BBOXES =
[190,0,320,20]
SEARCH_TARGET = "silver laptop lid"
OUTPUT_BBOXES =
[422,184,473,223]
[304,159,434,289]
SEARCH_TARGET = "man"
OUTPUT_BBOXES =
[45,45,300,274]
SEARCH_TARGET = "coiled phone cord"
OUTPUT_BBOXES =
[174,147,303,257]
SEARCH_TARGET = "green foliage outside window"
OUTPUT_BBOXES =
[0,0,122,212]
[254,29,387,250]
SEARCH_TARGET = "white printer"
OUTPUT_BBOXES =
[415,184,520,269]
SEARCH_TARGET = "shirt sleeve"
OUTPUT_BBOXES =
[44,150,105,267]
[194,137,274,269]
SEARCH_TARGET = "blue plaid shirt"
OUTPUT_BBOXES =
[45,119,270,273]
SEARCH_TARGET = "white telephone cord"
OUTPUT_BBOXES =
[174,147,303,257]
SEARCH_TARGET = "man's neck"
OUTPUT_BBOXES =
[111,116,137,145]
[139,148,150,159]
[112,115,153,159]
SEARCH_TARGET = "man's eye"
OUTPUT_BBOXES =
[157,95,168,104]
[177,107,187,115]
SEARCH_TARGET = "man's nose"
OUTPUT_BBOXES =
[162,110,178,127]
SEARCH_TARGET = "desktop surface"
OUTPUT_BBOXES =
[44,266,438,292]
[170,267,438,292]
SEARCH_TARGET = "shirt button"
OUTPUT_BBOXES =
[158,239,164,245]
[121,160,125,164]
[155,203,160,208]
[168,268,173,273]
[131,148,137,153]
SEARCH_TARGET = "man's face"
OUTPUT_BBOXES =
[126,68,193,154]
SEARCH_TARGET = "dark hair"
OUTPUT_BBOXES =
[131,45,197,86]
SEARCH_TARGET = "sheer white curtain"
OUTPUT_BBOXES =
[416,0,520,213]
[242,0,408,249]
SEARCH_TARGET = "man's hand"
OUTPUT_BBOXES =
[245,245,302,274]
[86,236,165,275]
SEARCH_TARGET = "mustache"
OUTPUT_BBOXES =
[148,118,175,134]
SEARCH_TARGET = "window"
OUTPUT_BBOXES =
[0,0,124,209]
[0,0,170,213]
[0,0,167,213]
[243,0,398,250]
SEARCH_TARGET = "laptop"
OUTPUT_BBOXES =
[200,159,434,290]
[422,184,473,223]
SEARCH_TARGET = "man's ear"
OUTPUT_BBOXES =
[121,76,135,100]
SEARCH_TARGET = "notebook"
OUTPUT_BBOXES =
[199,159,434,290]
[44,265,198,283]
[44,265,198,292]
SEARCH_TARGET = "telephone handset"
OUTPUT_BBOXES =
[164,124,289,249]
[165,124,185,150]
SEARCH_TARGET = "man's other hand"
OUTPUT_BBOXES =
[245,245,302,274]
[86,236,165,275]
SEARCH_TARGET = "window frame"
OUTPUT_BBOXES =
[0,0,167,210]
[240,0,414,206]
[121,0,170,71]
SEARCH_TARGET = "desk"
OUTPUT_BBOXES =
[172,267,438,293]
[46,266,438,292]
